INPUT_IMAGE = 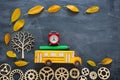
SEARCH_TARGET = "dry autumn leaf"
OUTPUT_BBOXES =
[79,57,82,65]
[87,60,96,67]
[26,5,44,15]
[47,4,61,13]
[85,6,100,14]
[13,19,25,31]
[100,57,113,65]
[6,50,17,58]
[4,33,10,45]
[10,8,21,24]
[14,60,29,67]
[66,5,79,12]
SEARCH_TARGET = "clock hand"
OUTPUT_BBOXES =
[53,37,56,41]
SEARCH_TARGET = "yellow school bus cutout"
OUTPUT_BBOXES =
[34,50,82,66]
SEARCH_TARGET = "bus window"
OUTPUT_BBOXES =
[51,53,56,57]
[59,53,64,57]
[44,53,48,57]
[72,53,74,58]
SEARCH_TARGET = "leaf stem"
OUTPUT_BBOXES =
[9,22,12,26]
[23,13,28,16]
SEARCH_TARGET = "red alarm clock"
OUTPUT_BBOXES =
[48,31,60,45]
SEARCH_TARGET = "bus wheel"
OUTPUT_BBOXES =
[46,60,52,66]
[75,61,80,66]
[70,68,80,79]
[55,67,69,80]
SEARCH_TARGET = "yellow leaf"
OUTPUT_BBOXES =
[79,57,82,65]
[11,8,21,23]
[4,33,10,45]
[13,19,25,31]
[85,6,100,14]
[87,60,96,67]
[66,5,79,12]
[27,5,44,15]
[48,5,61,13]
[14,60,28,67]
[100,57,113,65]
[6,51,17,58]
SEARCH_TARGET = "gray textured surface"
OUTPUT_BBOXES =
[0,0,120,80]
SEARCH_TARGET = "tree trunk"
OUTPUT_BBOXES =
[22,49,24,59]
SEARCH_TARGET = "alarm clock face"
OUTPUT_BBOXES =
[49,35,59,44]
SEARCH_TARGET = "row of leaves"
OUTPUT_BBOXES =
[10,4,100,32]
[87,58,113,67]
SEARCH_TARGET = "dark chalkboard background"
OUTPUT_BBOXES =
[0,0,120,80]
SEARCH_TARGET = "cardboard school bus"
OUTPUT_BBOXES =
[34,50,82,66]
